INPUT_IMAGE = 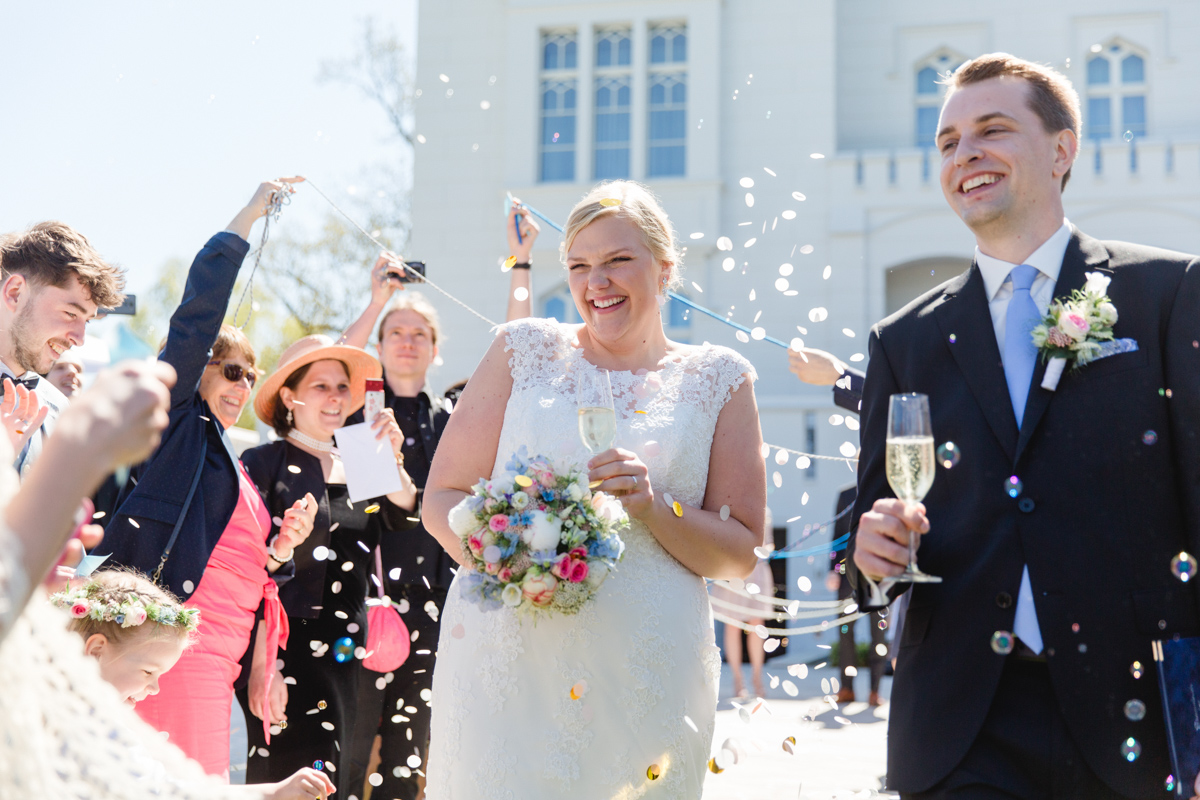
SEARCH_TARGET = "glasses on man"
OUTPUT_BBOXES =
[207,360,257,388]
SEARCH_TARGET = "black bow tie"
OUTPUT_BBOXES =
[2,376,39,392]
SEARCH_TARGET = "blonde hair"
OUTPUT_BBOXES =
[63,569,194,648]
[944,53,1082,189]
[378,290,443,346]
[560,181,683,290]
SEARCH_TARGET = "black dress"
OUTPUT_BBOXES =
[241,483,386,784]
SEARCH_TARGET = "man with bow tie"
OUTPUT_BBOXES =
[848,53,1200,799]
[0,222,125,477]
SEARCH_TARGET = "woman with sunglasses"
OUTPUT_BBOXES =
[102,178,318,780]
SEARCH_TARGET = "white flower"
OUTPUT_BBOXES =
[1058,309,1091,343]
[594,494,625,524]
[566,482,583,502]
[522,509,563,551]
[447,497,480,537]
[585,560,611,590]
[511,491,530,510]
[1097,301,1118,326]
[501,583,524,607]
[1084,271,1112,296]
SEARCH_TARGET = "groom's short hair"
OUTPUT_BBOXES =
[943,53,1081,190]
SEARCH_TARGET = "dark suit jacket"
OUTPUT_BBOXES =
[102,233,251,600]
[846,230,1200,797]
[241,440,418,619]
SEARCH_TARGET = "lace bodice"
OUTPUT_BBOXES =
[425,318,756,799]
[498,317,756,509]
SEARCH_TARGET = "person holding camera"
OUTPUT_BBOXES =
[338,259,453,800]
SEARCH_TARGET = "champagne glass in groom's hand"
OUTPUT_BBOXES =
[885,393,941,583]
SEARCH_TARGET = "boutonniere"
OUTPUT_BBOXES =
[1031,272,1118,391]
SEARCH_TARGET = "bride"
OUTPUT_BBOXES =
[422,180,767,798]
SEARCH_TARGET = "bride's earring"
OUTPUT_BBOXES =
[286,407,293,425]
[656,276,668,308]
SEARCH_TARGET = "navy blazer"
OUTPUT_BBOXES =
[102,233,254,601]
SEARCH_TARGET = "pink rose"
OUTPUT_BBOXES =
[569,560,589,583]
[551,554,573,580]
[467,535,484,555]
[124,606,148,626]
[538,471,556,488]
[569,547,588,560]
[70,602,89,618]
[498,567,514,583]
[488,514,509,533]
[484,561,501,575]
[1059,312,1090,343]
[522,573,558,607]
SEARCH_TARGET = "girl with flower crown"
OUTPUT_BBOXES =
[57,569,337,800]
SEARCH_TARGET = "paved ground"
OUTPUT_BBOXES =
[702,658,896,800]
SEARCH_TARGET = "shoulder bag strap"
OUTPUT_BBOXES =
[151,435,209,585]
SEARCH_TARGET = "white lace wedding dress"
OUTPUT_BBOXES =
[425,318,756,800]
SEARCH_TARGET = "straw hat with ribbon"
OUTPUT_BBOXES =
[254,334,382,427]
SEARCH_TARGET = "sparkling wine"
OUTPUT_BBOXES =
[578,406,617,454]
[886,435,935,504]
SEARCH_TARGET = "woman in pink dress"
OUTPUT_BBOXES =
[104,180,318,778]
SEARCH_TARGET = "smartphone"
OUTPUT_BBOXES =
[364,379,385,422]
[386,261,426,284]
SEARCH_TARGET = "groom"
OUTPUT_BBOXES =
[847,53,1200,799]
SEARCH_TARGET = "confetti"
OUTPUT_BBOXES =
[599,198,621,207]
[782,680,799,696]
[129,518,141,529]
[807,307,828,323]
[739,177,754,188]
[792,192,806,201]
[822,265,832,280]
[365,503,381,514]
[684,715,698,732]
[646,764,662,780]
[287,465,302,474]
[775,278,790,291]
[321,721,336,731]
[782,736,796,755]
[672,501,683,517]
[716,237,733,251]
[744,193,755,207]
[722,257,735,272]
[691,281,704,293]
[514,474,533,487]
[707,757,724,774]
[570,680,589,700]
[781,210,797,220]
[797,576,811,592]
[502,256,517,271]
[743,238,757,248]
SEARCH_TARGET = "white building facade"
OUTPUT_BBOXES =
[408,0,1200,636]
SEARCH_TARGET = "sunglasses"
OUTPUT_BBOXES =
[207,360,257,388]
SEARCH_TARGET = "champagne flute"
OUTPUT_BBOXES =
[885,393,941,583]
[577,369,616,455]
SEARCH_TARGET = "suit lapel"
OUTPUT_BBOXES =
[933,265,1019,463]
[1013,232,1111,462]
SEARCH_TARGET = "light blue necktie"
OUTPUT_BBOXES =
[1003,264,1041,427]
[1004,264,1045,653]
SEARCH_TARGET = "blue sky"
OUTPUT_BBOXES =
[0,1,417,299]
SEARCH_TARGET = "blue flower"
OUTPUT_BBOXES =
[540,489,556,503]
[529,549,560,567]
[504,446,531,474]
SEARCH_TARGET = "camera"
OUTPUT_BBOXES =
[386,261,426,284]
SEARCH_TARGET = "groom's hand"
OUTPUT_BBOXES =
[854,498,930,581]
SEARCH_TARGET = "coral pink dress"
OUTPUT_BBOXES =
[137,463,289,779]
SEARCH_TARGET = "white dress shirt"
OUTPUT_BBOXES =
[861,221,1074,651]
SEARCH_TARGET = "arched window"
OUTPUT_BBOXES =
[1085,39,1147,141]
[648,23,687,177]
[540,284,582,324]
[540,30,578,182]
[914,50,964,147]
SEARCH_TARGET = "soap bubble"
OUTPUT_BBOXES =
[1170,552,1197,582]
[1123,699,1146,721]
[1004,476,1023,498]
[936,442,961,469]
[1143,430,1158,445]
[1123,130,1134,143]
[1130,661,1144,679]
[1120,737,1141,762]
[990,630,1015,655]
[334,637,355,663]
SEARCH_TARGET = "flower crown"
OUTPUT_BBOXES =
[50,584,201,633]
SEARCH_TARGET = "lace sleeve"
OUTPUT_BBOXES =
[703,346,758,412]
[0,601,262,800]
[495,318,572,394]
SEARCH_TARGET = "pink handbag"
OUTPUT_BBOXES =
[363,547,411,673]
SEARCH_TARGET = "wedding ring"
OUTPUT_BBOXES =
[588,479,603,489]
[632,476,639,489]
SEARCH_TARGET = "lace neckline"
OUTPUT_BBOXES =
[563,324,699,376]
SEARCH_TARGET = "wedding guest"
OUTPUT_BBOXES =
[502,198,540,322]
[849,53,1200,798]
[101,178,317,778]
[0,220,125,475]
[46,347,85,398]
[56,569,336,800]
[237,335,417,785]
[339,279,453,798]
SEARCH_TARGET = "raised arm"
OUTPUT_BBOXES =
[423,334,514,564]
[787,347,864,413]
[162,178,303,408]
[339,252,403,349]
[504,202,539,322]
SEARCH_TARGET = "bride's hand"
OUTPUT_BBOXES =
[587,448,653,518]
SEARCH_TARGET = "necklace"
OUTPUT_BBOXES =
[287,429,336,453]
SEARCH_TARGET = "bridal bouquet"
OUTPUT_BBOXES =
[447,447,627,617]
